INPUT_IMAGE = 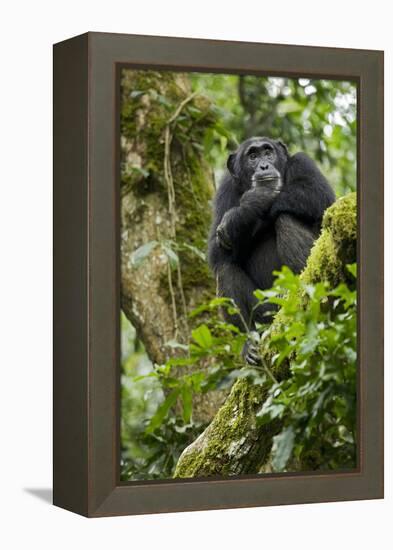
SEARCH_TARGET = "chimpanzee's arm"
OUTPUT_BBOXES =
[207,175,241,267]
[270,153,335,225]
[207,177,271,329]
[210,181,280,260]
[217,190,275,254]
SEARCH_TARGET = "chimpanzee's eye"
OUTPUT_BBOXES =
[248,152,257,160]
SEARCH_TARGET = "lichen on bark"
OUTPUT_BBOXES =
[174,193,357,478]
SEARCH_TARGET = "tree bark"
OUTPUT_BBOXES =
[174,193,357,477]
[120,69,223,422]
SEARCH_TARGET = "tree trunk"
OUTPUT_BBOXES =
[120,69,223,422]
[174,193,357,477]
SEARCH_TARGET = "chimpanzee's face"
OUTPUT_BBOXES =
[227,137,289,191]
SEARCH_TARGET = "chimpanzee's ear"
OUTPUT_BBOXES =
[227,152,238,179]
[277,140,289,158]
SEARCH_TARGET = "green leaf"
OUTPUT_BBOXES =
[162,244,179,268]
[273,344,294,367]
[181,385,193,423]
[253,289,266,301]
[180,242,206,261]
[210,297,233,308]
[272,426,295,471]
[213,122,233,140]
[157,94,171,107]
[128,165,150,178]
[346,263,357,278]
[188,303,210,317]
[187,105,202,116]
[191,324,213,349]
[166,356,195,367]
[130,241,158,268]
[146,389,180,433]
[164,339,189,351]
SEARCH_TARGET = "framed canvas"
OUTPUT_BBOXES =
[53,32,384,517]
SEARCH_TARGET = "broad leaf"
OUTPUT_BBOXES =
[191,324,213,349]
[146,389,180,434]
[130,241,158,268]
[272,426,295,471]
[162,244,179,268]
[181,385,193,423]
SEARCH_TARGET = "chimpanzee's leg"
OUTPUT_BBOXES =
[275,214,318,273]
[216,262,277,365]
[216,262,260,331]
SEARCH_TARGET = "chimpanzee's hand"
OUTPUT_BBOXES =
[251,177,283,195]
[216,210,233,250]
[240,180,282,213]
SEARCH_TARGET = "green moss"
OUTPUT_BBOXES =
[174,380,269,477]
[302,193,357,286]
[121,70,189,194]
[324,192,357,243]
[301,231,340,285]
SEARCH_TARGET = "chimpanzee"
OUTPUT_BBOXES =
[207,137,335,363]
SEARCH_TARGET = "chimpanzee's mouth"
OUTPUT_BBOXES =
[252,175,280,185]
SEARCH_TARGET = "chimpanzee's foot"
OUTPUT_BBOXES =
[242,338,261,366]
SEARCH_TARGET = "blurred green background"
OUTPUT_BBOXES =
[120,73,357,480]
[190,74,356,196]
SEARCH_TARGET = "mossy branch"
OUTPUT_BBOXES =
[174,193,357,478]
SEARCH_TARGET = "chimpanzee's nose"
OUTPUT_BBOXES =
[260,163,269,171]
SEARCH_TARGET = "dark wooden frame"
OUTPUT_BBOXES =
[53,32,384,517]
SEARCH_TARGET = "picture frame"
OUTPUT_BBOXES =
[53,32,384,517]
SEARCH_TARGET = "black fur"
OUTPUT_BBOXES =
[207,137,335,353]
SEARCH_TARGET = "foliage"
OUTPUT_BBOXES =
[120,300,249,480]
[120,311,207,480]
[191,74,356,195]
[256,264,357,471]
[121,263,357,479]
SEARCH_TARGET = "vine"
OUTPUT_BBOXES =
[163,92,198,339]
